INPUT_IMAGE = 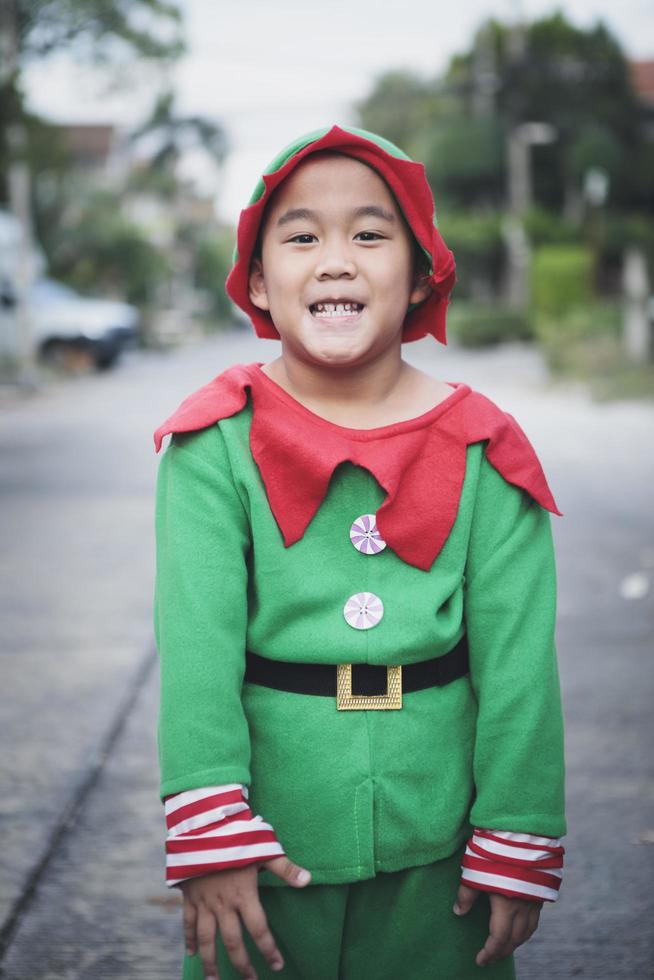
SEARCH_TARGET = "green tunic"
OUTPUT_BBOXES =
[154,395,565,888]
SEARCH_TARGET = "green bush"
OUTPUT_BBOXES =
[531,244,594,318]
[533,300,621,371]
[447,302,534,346]
[438,210,505,299]
[600,212,654,269]
[421,115,504,186]
[194,229,236,325]
[47,194,171,306]
[523,206,581,246]
[532,301,654,399]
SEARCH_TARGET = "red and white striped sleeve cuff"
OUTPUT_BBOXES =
[460,828,565,903]
[163,783,285,888]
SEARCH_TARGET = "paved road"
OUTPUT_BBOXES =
[0,332,652,978]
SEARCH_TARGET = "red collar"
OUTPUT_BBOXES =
[154,363,561,571]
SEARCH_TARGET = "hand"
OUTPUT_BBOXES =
[453,883,542,967]
[180,855,312,980]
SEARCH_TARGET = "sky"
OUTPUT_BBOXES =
[22,0,654,224]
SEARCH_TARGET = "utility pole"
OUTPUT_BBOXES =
[622,248,651,363]
[502,0,529,311]
[504,122,557,309]
[502,1,558,310]
[472,21,499,119]
[0,0,38,386]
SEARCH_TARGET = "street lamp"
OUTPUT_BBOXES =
[583,166,609,208]
[508,122,558,214]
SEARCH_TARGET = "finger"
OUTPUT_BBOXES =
[476,905,516,966]
[453,883,480,916]
[195,903,219,980]
[262,856,311,887]
[217,906,258,980]
[183,898,198,955]
[525,901,542,940]
[509,908,534,950]
[509,900,542,950]
[241,898,285,973]
[476,932,516,967]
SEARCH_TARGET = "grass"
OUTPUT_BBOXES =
[535,303,654,402]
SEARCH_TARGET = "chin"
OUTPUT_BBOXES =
[304,340,369,367]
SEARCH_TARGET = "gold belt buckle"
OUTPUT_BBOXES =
[336,664,402,710]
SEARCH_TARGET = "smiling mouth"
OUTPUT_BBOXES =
[309,301,365,319]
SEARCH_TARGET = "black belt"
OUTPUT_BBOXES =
[244,634,469,704]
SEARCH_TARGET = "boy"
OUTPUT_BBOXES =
[153,125,565,980]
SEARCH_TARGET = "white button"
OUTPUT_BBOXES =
[349,514,387,555]
[343,592,384,630]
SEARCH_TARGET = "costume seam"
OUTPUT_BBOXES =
[373,837,468,867]
[354,782,362,871]
[168,429,251,534]
[463,452,534,593]
[160,767,251,797]
[254,369,467,441]
[263,864,368,875]
[307,837,468,877]
[215,419,253,531]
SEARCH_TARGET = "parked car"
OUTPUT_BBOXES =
[29,278,140,371]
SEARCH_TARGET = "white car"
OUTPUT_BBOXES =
[29,278,140,370]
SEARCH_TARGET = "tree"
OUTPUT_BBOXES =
[46,188,171,304]
[354,71,441,155]
[7,0,183,65]
[0,0,185,202]
[128,90,228,193]
[442,12,649,213]
[356,12,652,215]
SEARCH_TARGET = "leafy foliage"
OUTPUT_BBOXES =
[531,244,594,317]
[45,190,171,304]
[128,90,228,192]
[194,230,238,324]
[14,0,184,63]
[438,210,505,298]
[357,12,652,213]
[447,303,533,346]
[357,9,653,357]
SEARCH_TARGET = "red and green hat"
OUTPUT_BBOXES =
[225,124,457,345]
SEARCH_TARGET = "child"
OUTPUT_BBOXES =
[153,124,566,980]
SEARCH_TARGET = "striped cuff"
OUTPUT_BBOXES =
[460,828,564,903]
[163,783,285,888]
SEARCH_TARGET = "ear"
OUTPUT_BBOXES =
[409,273,433,306]
[248,257,270,311]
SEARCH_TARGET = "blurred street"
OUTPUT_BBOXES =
[0,332,653,979]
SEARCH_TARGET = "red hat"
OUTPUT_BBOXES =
[225,124,456,344]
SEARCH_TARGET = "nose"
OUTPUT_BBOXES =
[314,239,357,279]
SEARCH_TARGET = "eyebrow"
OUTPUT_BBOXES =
[276,205,396,227]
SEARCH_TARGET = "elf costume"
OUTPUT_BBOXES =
[153,125,566,980]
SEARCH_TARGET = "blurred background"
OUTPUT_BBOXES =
[0,1,653,978]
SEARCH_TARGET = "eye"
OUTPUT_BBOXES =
[288,233,317,244]
[354,231,385,242]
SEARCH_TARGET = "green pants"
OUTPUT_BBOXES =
[181,848,515,980]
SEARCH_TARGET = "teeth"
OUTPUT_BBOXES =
[312,302,362,317]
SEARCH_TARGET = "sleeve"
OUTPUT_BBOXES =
[154,428,286,885]
[154,427,253,796]
[163,784,285,888]
[460,827,563,902]
[461,450,566,899]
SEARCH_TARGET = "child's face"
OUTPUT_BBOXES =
[248,153,431,369]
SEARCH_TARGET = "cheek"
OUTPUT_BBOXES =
[266,263,311,305]
[368,248,413,288]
